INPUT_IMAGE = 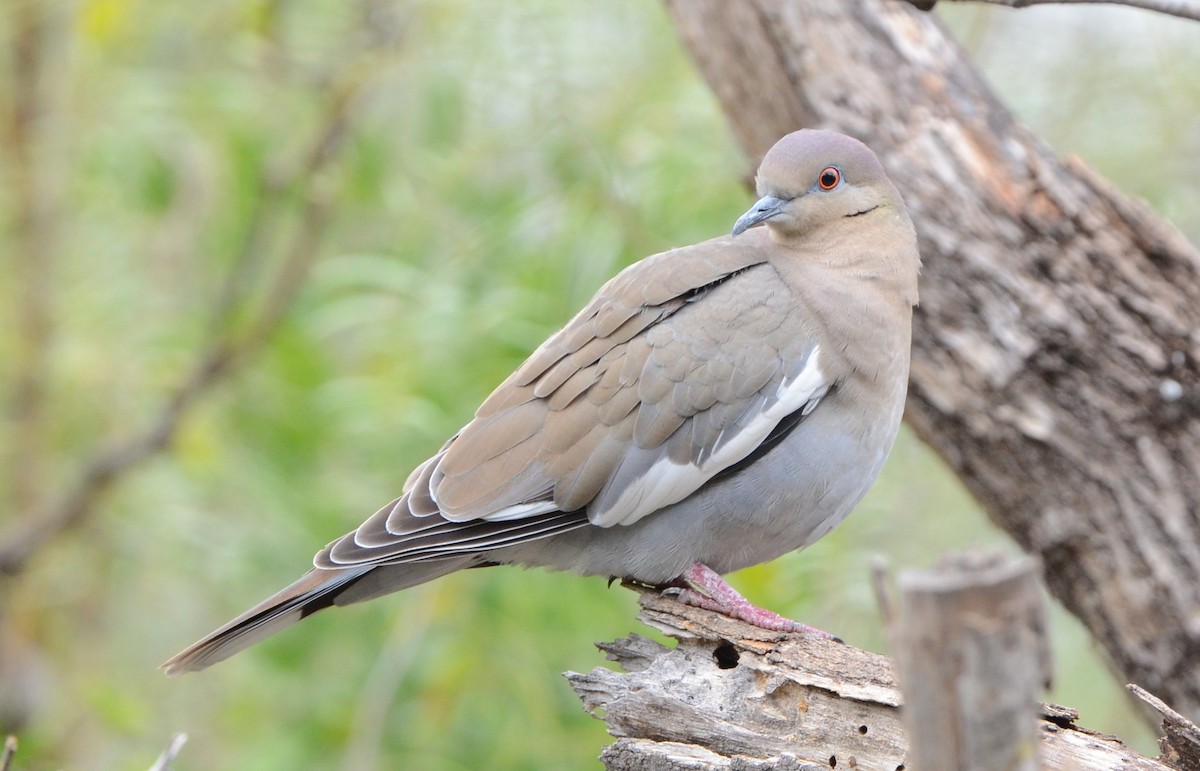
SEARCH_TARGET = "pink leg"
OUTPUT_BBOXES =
[672,563,836,638]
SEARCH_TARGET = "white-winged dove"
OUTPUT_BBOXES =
[163,129,920,674]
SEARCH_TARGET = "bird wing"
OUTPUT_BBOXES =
[318,237,834,568]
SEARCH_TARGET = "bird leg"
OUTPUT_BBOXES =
[672,562,836,638]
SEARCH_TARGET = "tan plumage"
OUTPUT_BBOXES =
[163,129,920,674]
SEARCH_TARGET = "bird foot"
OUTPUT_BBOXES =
[670,563,837,638]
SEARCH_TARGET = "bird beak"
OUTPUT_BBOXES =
[731,195,788,237]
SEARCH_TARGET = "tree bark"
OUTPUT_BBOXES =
[568,590,1172,770]
[661,0,1200,719]
[893,554,1048,771]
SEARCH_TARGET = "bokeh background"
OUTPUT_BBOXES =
[1,1,1197,768]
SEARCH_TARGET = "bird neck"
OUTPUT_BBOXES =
[768,206,919,387]
[772,205,920,309]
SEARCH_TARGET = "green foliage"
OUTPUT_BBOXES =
[1,0,1187,767]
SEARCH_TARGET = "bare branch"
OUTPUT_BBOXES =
[1129,684,1200,770]
[0,8,396,580]
[904,0,1200,24]
[148,733,187,771]
[0,736,15,771]
[204,4,404,344]
[2,1,65,520]
[569,589,1169,770]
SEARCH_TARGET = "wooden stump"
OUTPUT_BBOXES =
[568,586,1172,770]
[892,553,1048,771]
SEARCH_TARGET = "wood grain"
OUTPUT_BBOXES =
[568,590,1171,769]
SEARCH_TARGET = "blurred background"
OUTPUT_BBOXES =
[1,1,1197,768]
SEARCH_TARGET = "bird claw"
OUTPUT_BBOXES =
[671,562,836,638]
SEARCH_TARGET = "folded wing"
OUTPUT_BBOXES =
[319,238,832,570]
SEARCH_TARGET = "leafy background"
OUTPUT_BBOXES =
[1,0,1197,768]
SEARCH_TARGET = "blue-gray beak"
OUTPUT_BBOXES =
[731,195,788,237]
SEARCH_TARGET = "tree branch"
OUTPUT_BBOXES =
[1129,684,1200,771]
[2,1,65,522]
[148,733,188,771]
[904,0,1200,24]
[568,589,1171,770]
[0,3,397,580]
[0,736,14,771]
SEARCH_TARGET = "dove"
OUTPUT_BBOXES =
[164,129,920,674]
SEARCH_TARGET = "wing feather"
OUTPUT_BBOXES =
[319,238,837,568]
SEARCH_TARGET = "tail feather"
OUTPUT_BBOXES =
[162,558,474,675]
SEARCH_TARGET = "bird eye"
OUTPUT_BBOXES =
[817,167,841,190]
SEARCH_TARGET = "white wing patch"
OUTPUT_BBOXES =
[478,500,561,522]
[590,347,829,528]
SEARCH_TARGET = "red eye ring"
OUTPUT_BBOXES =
[817,166,841,190]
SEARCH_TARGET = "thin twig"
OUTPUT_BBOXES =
[206,1,403,343]
[905,0,1200,23]
[0,736,15,771]
[3,0,61,521]
[868,555,894,628]
[0,14,394,580]
[147,733,187,771]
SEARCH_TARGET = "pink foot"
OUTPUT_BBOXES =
[672,563,836,638]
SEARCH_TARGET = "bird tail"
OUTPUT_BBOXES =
[161,558,475,675]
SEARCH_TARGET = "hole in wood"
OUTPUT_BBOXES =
[829,755,837,767]
[858,724,868,734]
[712,641,739,669]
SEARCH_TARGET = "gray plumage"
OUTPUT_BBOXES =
[163,129,920,674]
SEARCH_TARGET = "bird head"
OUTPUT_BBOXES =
[732,130,902,240]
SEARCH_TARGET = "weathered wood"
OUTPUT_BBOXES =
[567,590,1170,770]
[893,553,1047,771]
[903,0,1200,24]
[662,0,1200,718]
[1129,684,1200,771]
